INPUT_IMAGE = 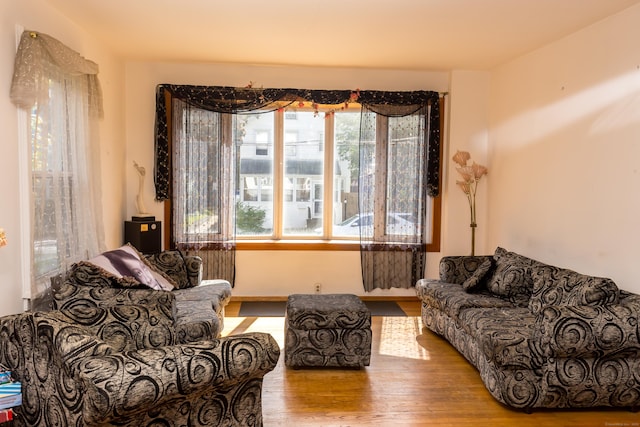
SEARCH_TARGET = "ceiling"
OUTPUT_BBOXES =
[45,0,640,70]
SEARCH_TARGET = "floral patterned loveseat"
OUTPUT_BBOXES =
[0,304,280,426]
[416,247,640,411]
[52,248,232,338]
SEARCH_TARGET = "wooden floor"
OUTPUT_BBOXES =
[222,299,638,427]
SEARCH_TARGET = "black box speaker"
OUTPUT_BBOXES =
[124,220,161,254]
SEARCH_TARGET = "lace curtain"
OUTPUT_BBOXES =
[170,98,236,283]
[359,99,441,291]
[154,86,367,285]
[10,30,105,302]
[155,85,440,290]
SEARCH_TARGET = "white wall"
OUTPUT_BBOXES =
[488,4,640,293]
[124,62,452,297]
[0,0,125,316]
[445,71,491,257]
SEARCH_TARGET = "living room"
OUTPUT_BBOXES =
[2,0,638,315]
[2,0,640,425]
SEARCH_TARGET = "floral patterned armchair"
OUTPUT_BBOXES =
[0,304,279,426]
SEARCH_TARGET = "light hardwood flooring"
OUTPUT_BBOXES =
[222,299,638,427]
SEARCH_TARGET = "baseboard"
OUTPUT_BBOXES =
[230,295,419,302]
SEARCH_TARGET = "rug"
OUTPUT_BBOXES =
[238,300,406,317]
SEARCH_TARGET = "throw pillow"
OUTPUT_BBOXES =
[462,258,492,292]
[87,244,174,291]
[439,255,493,284]
[486,247,539,306]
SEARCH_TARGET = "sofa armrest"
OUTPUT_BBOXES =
[73,332,280,425]
[439,255,493,284]
[535,303,640,358]
[415,278,452,300]
[174,316,220,342]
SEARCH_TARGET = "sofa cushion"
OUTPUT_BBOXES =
[486,247,541,307]
[462,258,493,292]
[528,265,619,314]
[458,307,544,370]
[416,279,512,319]
[173,280,232,314]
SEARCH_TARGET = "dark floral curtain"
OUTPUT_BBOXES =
[358,97,440,291]
[154,84,440,289]
[169,98,236,284]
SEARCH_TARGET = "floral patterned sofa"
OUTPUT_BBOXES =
[52,248,232,338]
[416,247,640,411]
[0,304,280,426]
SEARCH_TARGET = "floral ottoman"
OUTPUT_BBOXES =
[284,293,371,368]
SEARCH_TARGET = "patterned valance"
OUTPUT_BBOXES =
[154,84,441,201]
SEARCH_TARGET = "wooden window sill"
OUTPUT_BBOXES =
[236,240,361,251]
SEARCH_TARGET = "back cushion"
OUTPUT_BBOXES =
[485,247,541,306]
[528,265,619,314]
[144,251,193,289]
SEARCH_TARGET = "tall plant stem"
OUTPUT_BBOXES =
[469,181,478,256]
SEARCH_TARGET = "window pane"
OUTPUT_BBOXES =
[32,174,64,276]
[333,112,362,237]
[175,107,221,238]
[386,115,423,237]
[283,111,323,236]
[32,109,65,276]
[237,112,274,236]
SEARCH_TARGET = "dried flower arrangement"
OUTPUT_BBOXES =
[452,151,488,255]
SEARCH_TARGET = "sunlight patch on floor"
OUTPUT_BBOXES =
[377,316,430,361]
[222,315,430,361]
[222,316,286,347]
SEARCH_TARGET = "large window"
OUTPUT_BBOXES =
[175,105,439,246]
[158,85,441,288]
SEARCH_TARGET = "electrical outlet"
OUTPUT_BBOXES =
[314,283,322,294]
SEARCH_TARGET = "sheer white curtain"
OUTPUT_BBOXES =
[10,30,105,301]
